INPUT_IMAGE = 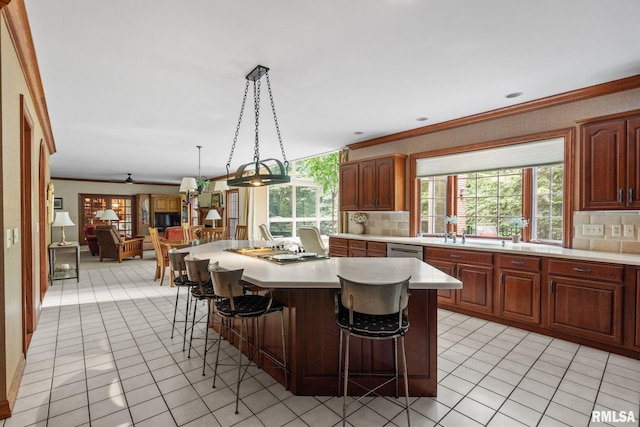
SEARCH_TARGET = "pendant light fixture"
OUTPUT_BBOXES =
[225,65,290,187]
[180,145,206,204]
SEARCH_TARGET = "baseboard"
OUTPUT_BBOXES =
[0,353,26,419]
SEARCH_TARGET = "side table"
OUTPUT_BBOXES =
[48,241,80,284]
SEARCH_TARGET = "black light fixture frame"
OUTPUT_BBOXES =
[125,173,133,184]
[226,65,290,187]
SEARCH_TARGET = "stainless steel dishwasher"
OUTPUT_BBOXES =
[386,242,423,259]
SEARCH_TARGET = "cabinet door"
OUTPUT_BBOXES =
[427,259,456,305]
[154,197,168,212]
[581,119,626,209]
[359,159,378,210]
[374,157,394,210]
[456,263,494,315]
[636,270,640,349]
[339,163,359,210]
[627,117,640,208]
[498,269,541,325]
[168,197,182,212]
[548,275,623,344]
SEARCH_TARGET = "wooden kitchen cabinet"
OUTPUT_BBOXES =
[580,113,640,210]
[636,269,640,349]
[153,195,182,212]
[329,237,387,258]
[497,255,541,325]
[425,247,494,315]
[328,237,349,257]
[339,163,359,211]
[548,259,624,345]
[348,239,367,257]
[339,154,406,211]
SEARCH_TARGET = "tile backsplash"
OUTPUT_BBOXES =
[573,211,640,254]
[348,211,410,237]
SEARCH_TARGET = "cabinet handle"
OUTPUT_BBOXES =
[630,188,634,203]
[499,272,504,285]
[450,266,456,276]
[573,267,593,273]
[510,261,526,265]
[619,188,624,203]
[550,280,555,293]
[456,265,460,278]
[450,254,462,258]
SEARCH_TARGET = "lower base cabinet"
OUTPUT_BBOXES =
[497,255,541,325]
[548,259,624,345]
[637,270,640,349]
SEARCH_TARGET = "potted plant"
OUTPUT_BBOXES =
[508,217,529,243]
[445,215,457,234]
[349,212,367,234]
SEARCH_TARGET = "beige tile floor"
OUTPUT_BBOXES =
[3,257,640,426]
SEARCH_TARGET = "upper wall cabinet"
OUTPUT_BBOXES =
[580,114,640,210]
[339,154,406,211]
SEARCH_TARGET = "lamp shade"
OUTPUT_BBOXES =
[205,209,221,221]
[179,177,198,193]
[52,211,75,227]
[100,209,120,221]
[95,209,104,219]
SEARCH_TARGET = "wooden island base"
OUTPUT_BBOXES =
[222,286,438,396]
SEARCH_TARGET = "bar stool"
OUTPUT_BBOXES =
[185,258,218,375]
[335,275,412,426]
[209,268,288,414]
[168,251,197,350]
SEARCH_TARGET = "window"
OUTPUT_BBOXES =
[418,163,564,243]
[80,195,133,236]
[268,154,339,238]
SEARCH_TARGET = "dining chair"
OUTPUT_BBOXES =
[149,228,171,285]
[183,224,203,242]
[335,274,412,426]
[298,226,327,255]
[202,226,226,242]
[210,268,288,414]
[258,223,274,241]
[234,225,248,240]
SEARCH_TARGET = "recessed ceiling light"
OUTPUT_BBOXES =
[416,117,429,121]
[354,131,364,135]
[505,92,523,99]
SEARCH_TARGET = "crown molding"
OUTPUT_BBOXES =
[348,74,640,151]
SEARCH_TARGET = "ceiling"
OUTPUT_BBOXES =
[24,0,640,185]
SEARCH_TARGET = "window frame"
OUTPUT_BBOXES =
[409,129,574,248]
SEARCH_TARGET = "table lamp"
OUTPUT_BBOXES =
[95,209,104,223]
[100,209,119,224]
[52,211,75,246]
[205,209,221,225]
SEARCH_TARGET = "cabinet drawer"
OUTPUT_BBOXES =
[548,259,624,283]
[348,239,367,250]
[329,237,348,248]
[329,247,348,257]
[498,255,541,271]
[367,241,387,253]
[425,247,493,265]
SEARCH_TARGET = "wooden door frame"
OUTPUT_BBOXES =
[39,140,48,301]
[20,95,35,354]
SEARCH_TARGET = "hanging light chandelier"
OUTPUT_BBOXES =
[226,65,290,187]
[179,145,206,203]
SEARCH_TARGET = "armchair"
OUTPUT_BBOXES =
[83,224,99,256]
[95,225,144,263]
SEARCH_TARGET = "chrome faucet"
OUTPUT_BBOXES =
[452,233,457,244]
[461,229,466,244]
[443,232,449,243]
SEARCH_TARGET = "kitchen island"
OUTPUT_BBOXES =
[184,240,461,396]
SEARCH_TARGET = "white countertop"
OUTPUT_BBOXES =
[181,240,462,290]
[332,234,640,266]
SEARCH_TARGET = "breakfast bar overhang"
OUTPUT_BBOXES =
[185,241,462,396]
